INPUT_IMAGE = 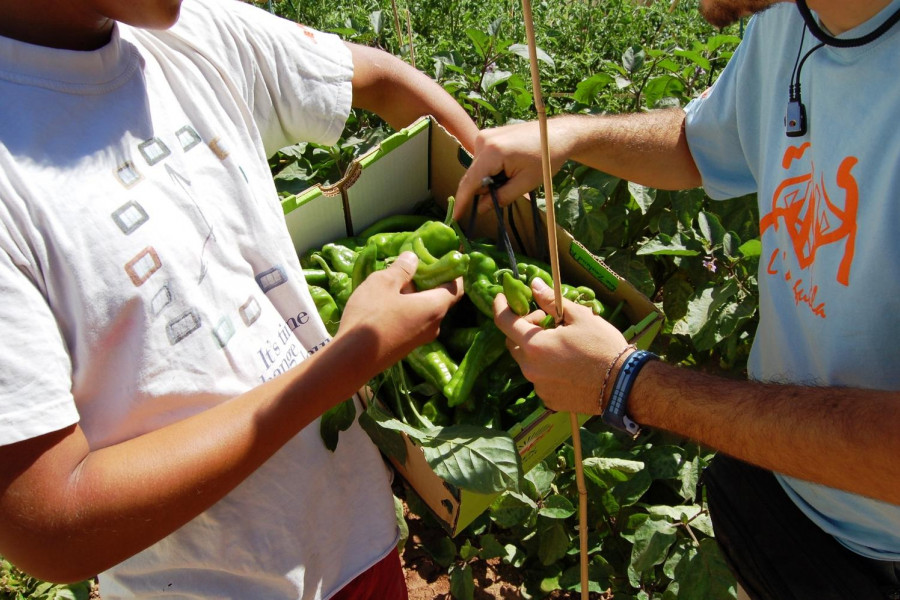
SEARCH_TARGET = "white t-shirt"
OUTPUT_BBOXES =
[0,0,398,597]
[684,1,900,560]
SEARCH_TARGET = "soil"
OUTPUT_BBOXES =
[400,507,525,600]
[400,501,612,600]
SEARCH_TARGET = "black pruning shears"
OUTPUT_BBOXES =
[465,170,546,280]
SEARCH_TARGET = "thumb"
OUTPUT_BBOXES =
[530,277,560,316]
[388,251,418,286]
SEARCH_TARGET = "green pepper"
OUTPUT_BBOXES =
[413,250,470,290]
[502,270,533,316]
[320,243,358,275]
[404,340,459,392]
[520,262,605,313]
[357,213,430,239]
[308,284,341,336]
[410,236,438,265]
[366,231,413,259]
[463,251,502,318]
[302,268,329,288]
[399,220,459,259]
[422,398,451,427]
[442,326,481,357]
[311,254,352,308]
[351,241,378,291]
[443,320,508,408]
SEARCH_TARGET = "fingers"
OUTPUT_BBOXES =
[454,166,498,220]
[529,277,561,320]
[388,251,418,283]
[493,292,541,346]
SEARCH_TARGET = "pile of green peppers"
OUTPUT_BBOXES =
[301,208,627,433]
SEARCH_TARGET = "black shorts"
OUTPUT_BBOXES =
[703,454,900,600]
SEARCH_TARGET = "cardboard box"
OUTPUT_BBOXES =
[282,116,663,535]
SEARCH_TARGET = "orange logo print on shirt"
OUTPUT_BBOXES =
[759,142,858,319]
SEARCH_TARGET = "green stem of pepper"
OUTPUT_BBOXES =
[311,254,352,308]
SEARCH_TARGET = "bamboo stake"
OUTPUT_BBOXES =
[390,0,405,61]
[405,9,417,68]
[520,2,590,598]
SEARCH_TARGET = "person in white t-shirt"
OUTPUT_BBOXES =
[0,1,478,598]
[454,0,900,598]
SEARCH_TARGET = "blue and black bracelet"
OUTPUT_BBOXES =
[601,349,658,438]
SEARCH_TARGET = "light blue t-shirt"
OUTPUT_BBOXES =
[684,1,900,561]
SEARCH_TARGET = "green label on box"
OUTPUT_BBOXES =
[569,242,618,292]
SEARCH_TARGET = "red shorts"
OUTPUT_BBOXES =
[331,549,408,600]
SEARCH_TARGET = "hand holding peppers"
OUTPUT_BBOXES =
[493,276,629,416]
[336,252,465,375]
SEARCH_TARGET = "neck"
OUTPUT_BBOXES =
[809,0,894,35]
[0,1,113,50]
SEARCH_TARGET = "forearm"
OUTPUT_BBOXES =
[630,361,900,505]
[0,333,374,583]
[347,42,478,151]
[551,109,701,190]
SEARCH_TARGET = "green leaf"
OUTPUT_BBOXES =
[673,49,710,70]
[679,455,702,502]
[487,17,503,37]
[482,69,513,92]
[622,45,646,73]
[420,425,522,495]
[393,495,409,553]
[738,238,762,258]
[537,518,570,566]
[428,535,458,569]
[706,34,743,52]
[582,456,645,489]
[479,533,507,560]
[574,73,615,104]
[671,286,714,338]
[643,75,686,107]
[637,233,700,257]
[450,563,475,600]
[459,538,479,561]
[490,491,537,528]
[722,231,740,258]
[628,181,656,213]
[368,10,383,35]
[538,494,576,519]
[508,43,555,68]
[466,28,491,59]
[698,211,726,247]
[319,397,357,452]
[559,555,615,593]
[525,461,556,497]
[357,404,408,463]
[663,275,695,323]
[630,518,678,573]
[642,444,686,480]
[675,538,737,600]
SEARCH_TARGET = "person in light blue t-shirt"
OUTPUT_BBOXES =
[454,0,900,598]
